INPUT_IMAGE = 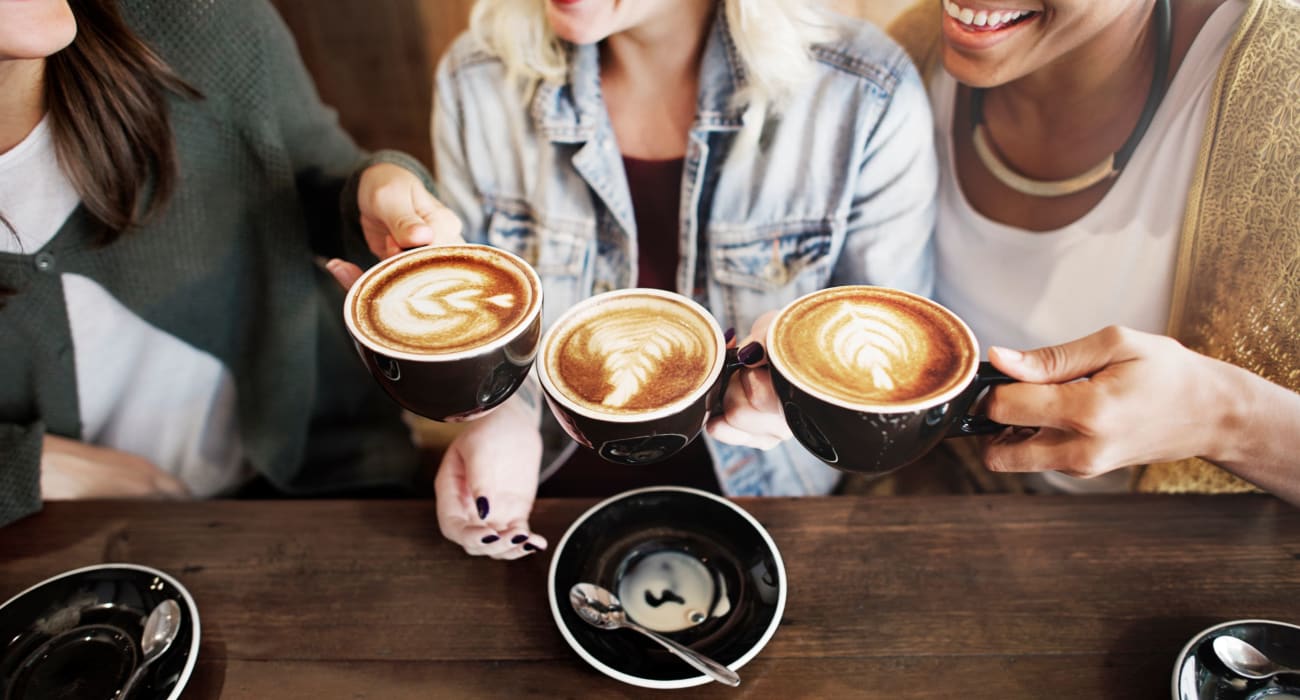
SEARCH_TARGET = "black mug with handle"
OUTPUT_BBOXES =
[764,286,1016,476]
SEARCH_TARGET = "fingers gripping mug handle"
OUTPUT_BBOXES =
[949,362,1017,437]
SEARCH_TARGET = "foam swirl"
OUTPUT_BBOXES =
[769,287,977,407]
[374,268,515,342]
[585,318,706,408]
[826,307,914,393]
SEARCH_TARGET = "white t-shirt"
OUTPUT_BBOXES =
[0,117,247,497]
[930,1,1245,493]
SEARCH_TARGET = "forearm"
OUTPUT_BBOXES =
[1206,357,1300,506]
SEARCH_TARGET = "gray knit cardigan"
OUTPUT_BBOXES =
[0,0,432,525]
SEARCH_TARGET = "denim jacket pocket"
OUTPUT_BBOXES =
[707,219,842,334]
[484,196,593,330]
[484,197,591,277]
[710,219,839,292]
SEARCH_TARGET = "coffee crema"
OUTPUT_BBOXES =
[544,292,717,415]
[770,287,976,408]
[351,247,535,355]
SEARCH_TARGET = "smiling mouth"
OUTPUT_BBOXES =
[943,0,1041,31]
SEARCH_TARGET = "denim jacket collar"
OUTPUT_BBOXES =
[532,4,746,143]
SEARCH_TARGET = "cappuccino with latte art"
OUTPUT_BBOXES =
[769,286,977,410]
[343,245,543,422]
[543,291,719,416]
[536,288,733,466]
[766,286,1012,476]
[350,246,538,357]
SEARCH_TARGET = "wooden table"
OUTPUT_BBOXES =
[2,495,1296,698]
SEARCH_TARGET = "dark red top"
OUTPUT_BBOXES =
[538,155,720,498]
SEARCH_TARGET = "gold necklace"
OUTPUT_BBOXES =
[970,0,1172,198]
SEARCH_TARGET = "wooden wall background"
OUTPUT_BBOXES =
[269,0,915,170]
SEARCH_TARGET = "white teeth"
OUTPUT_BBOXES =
[944,1,1033,28]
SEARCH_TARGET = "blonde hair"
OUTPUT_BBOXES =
[468,0,838,115]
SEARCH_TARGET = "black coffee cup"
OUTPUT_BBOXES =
[343,245,543,422]
[765,286,1011,475]
[537,289,740,466]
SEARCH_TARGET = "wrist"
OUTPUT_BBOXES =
[1199,355,1254,465]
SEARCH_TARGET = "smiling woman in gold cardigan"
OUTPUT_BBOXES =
[885,0,1300,501]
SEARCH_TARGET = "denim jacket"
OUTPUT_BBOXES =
[433,8,937,497]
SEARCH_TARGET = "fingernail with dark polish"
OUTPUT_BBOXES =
[511,534,528,544]
[475,496,489,520]
[480,534,499,544]
[724,327,736,344]
[738,342,765,365]
[523,543,538,552]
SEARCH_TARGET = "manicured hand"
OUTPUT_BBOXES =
[434,392,547,559]
[40,435,190,500]
[326,162,463,290]
[981,325,1231,478]
[706,311,793,450]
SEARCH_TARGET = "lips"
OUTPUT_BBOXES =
[941,0,1041,52]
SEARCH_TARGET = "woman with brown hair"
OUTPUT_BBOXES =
[0,0,458,525]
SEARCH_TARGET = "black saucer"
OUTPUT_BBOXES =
[0,564,200,700]
[1175,619,1300,700]
[547,487,786,689]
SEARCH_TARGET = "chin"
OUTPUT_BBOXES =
[940,48,1021,90]
[548,23,610,46]
[0,12,76,60]
[546,4,616,46]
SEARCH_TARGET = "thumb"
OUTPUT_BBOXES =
[386,214,436,249]
[410,186,466,246]
[989,326,1135,384]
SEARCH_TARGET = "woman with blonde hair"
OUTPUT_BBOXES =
[345,0,938,557]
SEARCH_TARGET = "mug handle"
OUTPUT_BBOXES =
[948,361,1017,437]
[711,347,745,414]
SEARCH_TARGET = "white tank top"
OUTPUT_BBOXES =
[930,1,1245,493]
[933,0,1245,353]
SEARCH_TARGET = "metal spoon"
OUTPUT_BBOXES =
[568,582,740,687]
[118,599,182,698]
[1213,635,1300,681]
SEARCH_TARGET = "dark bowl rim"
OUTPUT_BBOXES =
[546,486,787,689]
[0,562,201,700]
[1172,618,1300,700]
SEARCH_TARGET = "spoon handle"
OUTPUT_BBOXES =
[118,665,148,699]
[625,621,740,687]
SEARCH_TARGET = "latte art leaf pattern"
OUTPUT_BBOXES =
[406,276,515,318]
[372,267,520,348]
[828,307,914,392]
[587,320,704,408]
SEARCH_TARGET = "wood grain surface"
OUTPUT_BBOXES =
[2,495,1296,698]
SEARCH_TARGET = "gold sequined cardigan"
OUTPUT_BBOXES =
[888,0,1300,493]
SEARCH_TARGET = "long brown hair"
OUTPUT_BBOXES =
[45,0,200,242]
